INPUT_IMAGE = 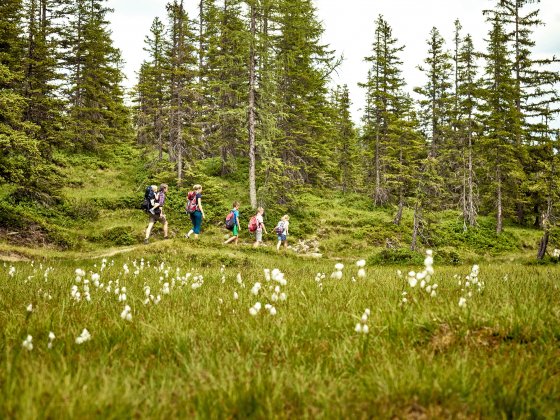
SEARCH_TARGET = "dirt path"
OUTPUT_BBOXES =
[0,245,140,262]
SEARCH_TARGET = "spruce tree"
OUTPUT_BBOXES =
[478,16,522,234]
[360,15,406,205]
[275,0,338,188]
[452,23,480,229]
[331,85,361,193]
[21,0,64,150]
[0,0,43,189]
[165,0,198,181]
[61,0,130,150]
[414,27,453,159]
[135,17,168,159]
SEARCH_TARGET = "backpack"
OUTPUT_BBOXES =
[225,211,235,230]
[141,186,155,213]
[185,191,197,214]
[274,221,285,235]
[248,216,258,232]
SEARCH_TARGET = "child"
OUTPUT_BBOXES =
[252,207,268,248]
[275,214,289,251]
[148,185,160,215]
[224,201,241,245]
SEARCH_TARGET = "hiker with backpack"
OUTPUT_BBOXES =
[224,201,241,245]
[185,184,205,239]
[275,214,290,252]
[144,184,169,244]
[249,207,268,248]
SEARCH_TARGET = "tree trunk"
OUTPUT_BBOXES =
[393,193,403,225]
[411,202,420,251]
[496,167,503,234]
[247,1,257,209]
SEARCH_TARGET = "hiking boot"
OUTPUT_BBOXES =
[143,238,149,244]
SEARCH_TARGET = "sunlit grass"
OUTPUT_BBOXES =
[1,246,559,417]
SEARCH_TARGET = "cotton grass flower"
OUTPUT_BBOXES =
[233,291,239,300]
[330,271,343,280]
[251,282,262,295]
[75,328,91,344]
[357,268,366,278]
[356,259,366,268]
[8,266,16,277]
[120,305,132,322]
[458,297,467,308]
[26,303,33,313]
[22,335,33,351]
[48,331,55,349]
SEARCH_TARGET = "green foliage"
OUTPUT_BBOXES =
[102,226,137,246]
[368,248,425,265]
[62,199,100,222]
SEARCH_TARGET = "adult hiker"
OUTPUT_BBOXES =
[144,184,169,244]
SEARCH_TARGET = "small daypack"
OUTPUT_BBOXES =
[225,211,235,230]
[141,186,155,213]
[185,191,197,214]
[248,216,258,232]
[274,221,285,235]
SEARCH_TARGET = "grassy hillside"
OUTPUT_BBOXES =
[0,141,555,265]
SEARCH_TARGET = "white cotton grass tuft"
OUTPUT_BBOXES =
[75,328,91,344]
[357,268,366,278]
[120,305,132,321]
[354,308,370,334]
[26,303,33,313]
[22,335,33,351]
[249,301,262,316]
[48,331,55,349]
[356,259,366,268]
[330,271,343,280]
[251,282,262,296]
[334,263,344,271]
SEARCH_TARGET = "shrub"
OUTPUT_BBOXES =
[368,248,425,266]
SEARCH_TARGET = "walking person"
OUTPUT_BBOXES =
[251,207,268,248]
[224,201,241,245]
[275,214,289,252]
[185,184,205,239]
[144,184,169,244]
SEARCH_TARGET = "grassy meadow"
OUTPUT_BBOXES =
[2,144,560,417]
[1,241,560,418]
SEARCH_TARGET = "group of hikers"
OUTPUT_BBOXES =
[142,183,290,251]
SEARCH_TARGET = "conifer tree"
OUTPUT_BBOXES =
[361,15,406,205]
[61,0,130,150]
[478,16,522,234]
[21,0,63,149]
[452,23,480,229]
[331,85,361,193]
[490,0,560,224]
[165,0,198,181]
[135,17,168,159]
[0,0,43,188]
[205,0,249,174]
[414,27,453,159]
[275,0,339,187]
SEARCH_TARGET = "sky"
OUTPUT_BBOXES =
[108,0,560,124]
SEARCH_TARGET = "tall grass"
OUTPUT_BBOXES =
[1,244,559,418]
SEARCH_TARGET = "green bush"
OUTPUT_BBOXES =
[368,248,425,266]
[63,199,100,221]
[104,226,137,246]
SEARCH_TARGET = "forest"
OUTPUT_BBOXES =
[0,0,559,256]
